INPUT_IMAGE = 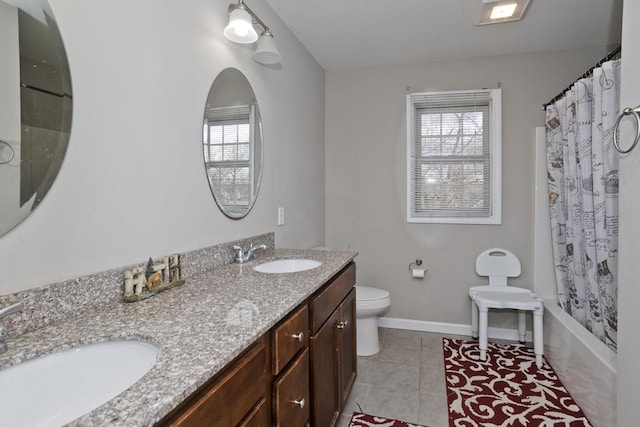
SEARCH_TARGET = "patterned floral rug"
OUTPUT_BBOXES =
[349,412,427,427]
[444,338,592,426]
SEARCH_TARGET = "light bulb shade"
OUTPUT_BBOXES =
[253,32,281,65]
[224,7,258,44]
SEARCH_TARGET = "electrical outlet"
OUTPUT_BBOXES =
[277,207,285,226]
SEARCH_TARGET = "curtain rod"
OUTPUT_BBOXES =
[541,45,621,111]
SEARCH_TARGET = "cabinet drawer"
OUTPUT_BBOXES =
[272,304,309,374]
[273,348,310,427]
[310,263,355,334]
[161,336,268,427]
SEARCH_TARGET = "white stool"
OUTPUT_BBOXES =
[469,248,545,368]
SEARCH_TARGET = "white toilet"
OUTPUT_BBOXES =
[355,285,391,356]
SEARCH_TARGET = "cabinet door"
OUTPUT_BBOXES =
[310,309,340,427]
[159,337,268,427]
[273,349,310,427]
[239,398,269,427]
[337,288,357,407]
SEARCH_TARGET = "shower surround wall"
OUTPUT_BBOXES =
[533,117,617,427]
[0,0,326,295]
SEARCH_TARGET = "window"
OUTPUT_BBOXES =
[203,105,255,210]
[406,89,501,224]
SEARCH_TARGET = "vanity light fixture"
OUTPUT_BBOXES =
[473,0,531,25]
[223,4,258,43]
[223,0,281,65]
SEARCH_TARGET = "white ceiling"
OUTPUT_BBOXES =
[265,0,623,70]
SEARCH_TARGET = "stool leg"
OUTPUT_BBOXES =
[471,300,479,339]
[479,306,488,362]
[518,310,526,343]
[533,309,544,368]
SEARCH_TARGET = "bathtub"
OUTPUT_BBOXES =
[543,300,617,427]
[534,128,617,427]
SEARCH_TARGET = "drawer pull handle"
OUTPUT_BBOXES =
[291,332,304,342]
[292,398,305,408]
[337,320,348,329]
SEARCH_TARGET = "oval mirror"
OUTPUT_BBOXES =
[0,0,72,236]
[202,68,263,219]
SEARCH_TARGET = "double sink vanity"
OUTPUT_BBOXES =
[0,247,358,427]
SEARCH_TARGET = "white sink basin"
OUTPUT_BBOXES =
[0,340,160,427]
[253,258,322,273]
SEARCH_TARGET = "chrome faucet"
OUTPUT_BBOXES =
[233,243,267,264]
[0,302,24,354]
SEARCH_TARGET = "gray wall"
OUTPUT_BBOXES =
[325,47,609,328]
[0,0,326,294]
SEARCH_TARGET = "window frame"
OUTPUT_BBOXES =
[406,88,502,224]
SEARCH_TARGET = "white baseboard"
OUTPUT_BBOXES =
[377,316,533,342]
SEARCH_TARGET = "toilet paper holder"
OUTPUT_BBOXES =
[408,259,423,272]
[408,259,428,278]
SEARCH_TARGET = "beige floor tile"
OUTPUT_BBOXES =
[378,343,421,366]
[356,357,377,384]
[420,363,446,393]
[342,382,369,415]
[381,328,422,348]
[369,361,420,391]
[421,332,446,349]
[420,347,444,367]
[336,413,353,427]
[343,330,463,426]
[365,386,419,424]
[378,326,389,342]
[418,389,449,427]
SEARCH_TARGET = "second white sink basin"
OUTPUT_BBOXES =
[253,258,322,273]
[0,340,160,427]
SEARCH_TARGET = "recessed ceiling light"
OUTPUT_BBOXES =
[474,0,531,26]
[490,3,517,19]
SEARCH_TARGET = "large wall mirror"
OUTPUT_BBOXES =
[203,68,263,219]
[0,0,72,236]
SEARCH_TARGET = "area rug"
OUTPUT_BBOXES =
[349,412,427,427]
[443,338,592,426]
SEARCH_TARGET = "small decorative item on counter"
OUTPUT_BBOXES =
[123,254,184,302]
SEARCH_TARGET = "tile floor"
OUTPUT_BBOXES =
[336,328,470,427]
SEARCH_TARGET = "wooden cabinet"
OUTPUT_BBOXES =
[158,334,270,427]
[309,263,357,427]
[310,263,356,334]
[310,308,341,427]
[157,262,355,427]
[239,399,269,427]
[337,288,357,409]
[272,304,310,427]
[273,349,310,427]
[272,304,309,374]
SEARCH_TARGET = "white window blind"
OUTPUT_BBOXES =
[406,89,501,224]
[203,105,255,208]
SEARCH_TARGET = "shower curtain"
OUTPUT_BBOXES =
[544,59,620,351]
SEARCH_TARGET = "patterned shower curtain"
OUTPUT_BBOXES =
[544,59,620,352]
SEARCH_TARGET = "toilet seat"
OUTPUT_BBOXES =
[356,285,390,301]
[356,286,391,313]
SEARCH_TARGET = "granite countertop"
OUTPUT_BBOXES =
[0,248,357,426]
